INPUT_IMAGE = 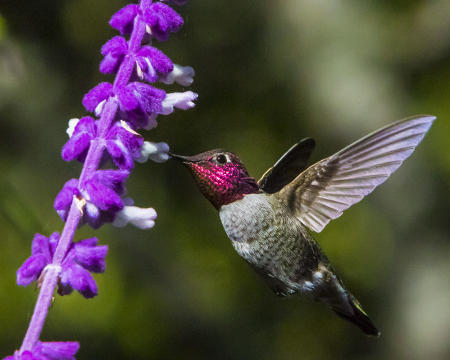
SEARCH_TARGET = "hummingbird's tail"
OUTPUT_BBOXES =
[316,274,380,336]
[329,291,380,337]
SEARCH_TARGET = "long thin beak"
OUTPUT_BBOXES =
[168,152,194,163]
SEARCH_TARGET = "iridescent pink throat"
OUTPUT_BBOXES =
[187,161,259,210]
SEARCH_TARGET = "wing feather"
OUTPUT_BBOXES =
[276,115,435,233]
[258,138,315,194]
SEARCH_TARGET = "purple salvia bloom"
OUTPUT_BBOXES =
[88,169,129,199]
[4,341,79,360]
[61,116,97,162]
[109,4,139,35]
[36,341,79,360]
[115,82,166,130]
[135,46,173,82]
[58,262,98,298]
[17,233,59,286]
[16,254,47,286]
[73,238,107,273]
[63,118,144,170]
[54,170,129,228]
[117,82,165,113]
[54,179,80,221]
[16,232,107,299]
[100,36,128,74]
[141,2,184,42]
[106,121,144,170]
[82,82,113,113]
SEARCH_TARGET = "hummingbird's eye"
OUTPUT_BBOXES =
[215,154,228,164]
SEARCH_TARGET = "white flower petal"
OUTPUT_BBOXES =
[95,99,106,117]
[160,64,195,86]
[143,113,158,131]
[66,118,80,138]
[113,206,157,229]
[160,91,198,116]
[136,141,170,163]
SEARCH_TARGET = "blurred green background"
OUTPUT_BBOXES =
[0,1,449,359]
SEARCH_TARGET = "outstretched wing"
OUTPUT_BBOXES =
[276,115,435,233]
[258,138,315,194]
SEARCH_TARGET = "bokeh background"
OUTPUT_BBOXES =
[0,1,449,359]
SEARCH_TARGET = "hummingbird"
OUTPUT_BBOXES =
[170,115,435,336]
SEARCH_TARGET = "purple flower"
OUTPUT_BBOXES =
[135,46,173,82]
[109,4,139,35]
[116,82,166,130]
[16,233,107,299]
[61,116,97,162]
[82,82,113,114]
[100,36,128,74]
[63,118,145,170]
[106,120,144,170]
[4,341,79,360]
[54,170,129,228]
[141,2,184,42]
[117,82,165,113]
[17,233,59,286]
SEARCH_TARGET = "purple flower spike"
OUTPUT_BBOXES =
[12,1,195,355]
[109,4,139,35]
[135,46,173,82]
[4,341,79,360]
[62,117,97,162]
[142,2,184,42]
[100,36,128,74]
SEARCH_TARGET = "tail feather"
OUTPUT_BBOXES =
[332,293,380,337]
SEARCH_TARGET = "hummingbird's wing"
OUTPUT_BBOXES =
[276,115,435,233]
[258,138,316,194]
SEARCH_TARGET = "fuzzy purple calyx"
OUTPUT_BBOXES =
[3,341,79,360]
[109,4,139,35]
[100,36,128,74]
[141,2,184,42]
[135,46,173,82]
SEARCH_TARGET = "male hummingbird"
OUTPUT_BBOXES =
[170,115,435,336]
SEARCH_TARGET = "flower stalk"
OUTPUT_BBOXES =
[4,1,196,359]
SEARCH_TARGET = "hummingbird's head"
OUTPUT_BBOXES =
[170,149,260,209]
